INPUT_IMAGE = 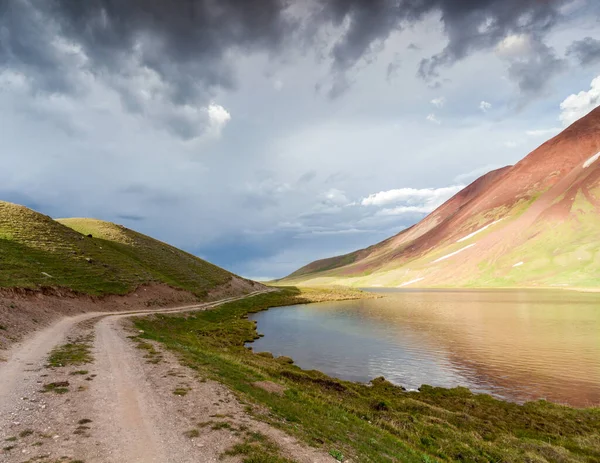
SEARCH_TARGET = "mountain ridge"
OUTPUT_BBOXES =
[281,107,600,288]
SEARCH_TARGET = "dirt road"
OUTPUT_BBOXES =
[0,292,332,463]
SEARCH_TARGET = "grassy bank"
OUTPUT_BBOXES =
[135,287,600,463]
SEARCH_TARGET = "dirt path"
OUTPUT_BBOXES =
[0,292,333,463]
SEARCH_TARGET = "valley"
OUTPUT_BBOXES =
[2,110,600,462]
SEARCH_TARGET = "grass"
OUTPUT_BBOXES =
[48,335,94,367]
[183,429,200,438]
[0,201,239,297]
[173,387,189,396]
[41,381,70,394]
[222,430,295,463]
[135,287,600,463]
[329,449,345,461]
[135,339,163,364]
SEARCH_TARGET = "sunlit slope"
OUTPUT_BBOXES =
[281,107,600,289]
[0,201,243,296]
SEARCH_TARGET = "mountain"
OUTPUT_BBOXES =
[0,201,258,297]
[281,107,600,289]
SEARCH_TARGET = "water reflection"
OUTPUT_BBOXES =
[248,289,600,407]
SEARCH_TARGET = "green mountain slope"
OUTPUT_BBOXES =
[0,201,249,297]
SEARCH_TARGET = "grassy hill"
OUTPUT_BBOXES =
[0,201,243,297]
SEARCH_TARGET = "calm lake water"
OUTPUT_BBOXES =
[248,289,600,407]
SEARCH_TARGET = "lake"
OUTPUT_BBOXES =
[248,289,600,407]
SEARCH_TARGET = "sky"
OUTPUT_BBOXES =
[1,0,600,280]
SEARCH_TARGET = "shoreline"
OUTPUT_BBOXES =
[135,287,600,462]
[247,291,600,410]
[284,284,600,293]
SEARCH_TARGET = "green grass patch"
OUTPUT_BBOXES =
[222,430,295,463]
[41,381,70,394]
[135,287,600,463]
[183,429,200,439]
[173,387,189,396]
[48,335,94,367]
[135,339,163,364]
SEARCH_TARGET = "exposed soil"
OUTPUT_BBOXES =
[0,291,334,463]
[0,276,259,353]
[252,380,287,396]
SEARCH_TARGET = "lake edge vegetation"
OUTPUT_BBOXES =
[134,286,600,463]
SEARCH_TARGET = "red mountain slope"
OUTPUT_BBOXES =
[283,107,600,287]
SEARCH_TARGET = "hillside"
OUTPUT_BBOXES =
[0,201,256,297]
[281,107,600,289]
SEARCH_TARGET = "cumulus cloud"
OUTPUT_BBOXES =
[426,113,441,124]
[362,185,465,217]
[567,37,600,66]
[431,97,446,108]
[361,185,464,208]
[207,104,232,137]
[559,75,600,126]
[479,101,492,112]
[322,188,349,206]
[376,206,435,216]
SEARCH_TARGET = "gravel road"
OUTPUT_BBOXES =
[0,291,333,463]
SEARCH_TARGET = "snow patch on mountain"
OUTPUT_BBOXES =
[583,152,600,169]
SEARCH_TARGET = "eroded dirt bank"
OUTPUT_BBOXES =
[0,276,259,352]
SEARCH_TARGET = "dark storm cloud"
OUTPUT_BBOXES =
[417,0,562,81]
[505,38,566,97]
[41,0,291,103]
[567,37,600,66]
[0,0,85,95]
[0,0,577,113]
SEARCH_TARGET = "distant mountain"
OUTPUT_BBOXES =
[0,202,258,297]
[281,107,600,289]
